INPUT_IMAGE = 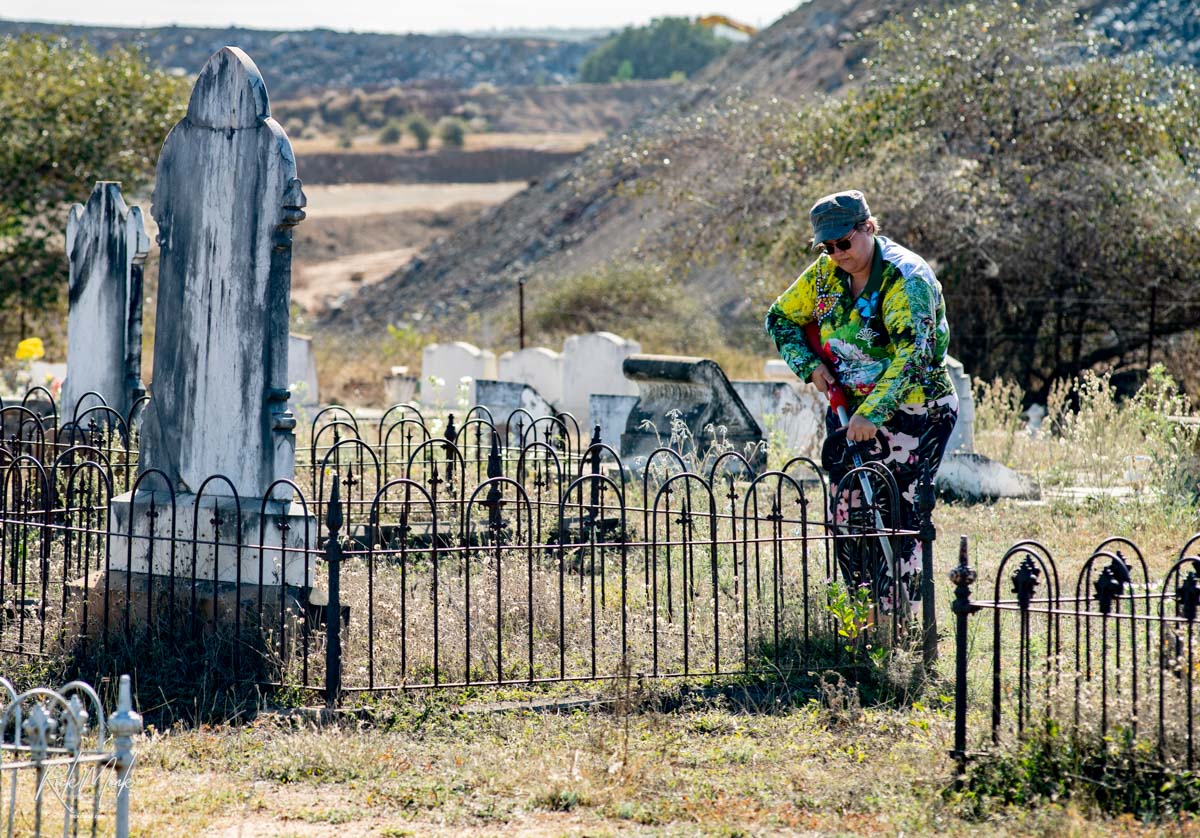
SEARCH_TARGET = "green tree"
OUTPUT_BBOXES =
[406,113,432,151]
[436,116,467,148]
[0,35,188,351]
[579,17,731,83]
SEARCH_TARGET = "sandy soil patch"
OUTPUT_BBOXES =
[303,182,526,218]
[293,248,416,312]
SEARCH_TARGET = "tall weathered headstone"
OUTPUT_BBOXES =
[108,47,312,600]
[138,47,306,500]
[62,182,149,422]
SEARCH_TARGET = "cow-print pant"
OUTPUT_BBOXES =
[825,393,958,615]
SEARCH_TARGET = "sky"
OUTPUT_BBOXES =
[0,0,800,34]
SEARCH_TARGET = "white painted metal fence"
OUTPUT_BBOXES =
[0,675,141,838]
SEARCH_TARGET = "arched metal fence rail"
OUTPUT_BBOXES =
[0,674,141,838]
[951,533,1200,777]
[1,394,927,704]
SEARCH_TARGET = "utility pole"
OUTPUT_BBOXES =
[1147,284,1158,370]
[518,275,526,349]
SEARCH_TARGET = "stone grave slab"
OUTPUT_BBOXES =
[561,331,640,430]
[498,347,563,407]
[475,380,556,428]
[288,333,320,408]
[421,341,497,407]
[384,366,418,405]
[731,380,826,461]
[945,355,975,454]
[589,394,638,452]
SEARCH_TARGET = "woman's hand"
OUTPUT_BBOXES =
[846,414,878,442]
[810,364,835,393]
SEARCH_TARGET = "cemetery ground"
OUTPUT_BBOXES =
[12,500,1191,837]
[7,380,1198,836]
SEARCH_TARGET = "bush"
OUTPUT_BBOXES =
[0,36,188,354]
[436,116,467,148]
[957,721,1200,820]
[406,113,432,151]
[378,119,403,145]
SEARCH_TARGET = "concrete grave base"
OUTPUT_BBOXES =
[63,569,316,638]
[108,489,317,588]
[935,452,1040,502]
[731,380,826,461]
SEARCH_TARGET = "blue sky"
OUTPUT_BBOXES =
[0,0,800,34]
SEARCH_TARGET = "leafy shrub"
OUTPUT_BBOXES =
[406,113,432,151]
[436,116,467,148]
[956,721,1200,820]
[378,119,403,145]
[0,36,188,354]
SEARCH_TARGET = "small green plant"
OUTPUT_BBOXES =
[824,580,874,658]
[955,720,1200,820]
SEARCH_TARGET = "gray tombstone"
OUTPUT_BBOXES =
[620,355,766,472]
[62,182,149,423]
[108,47,312,603]
[138,46,306,500]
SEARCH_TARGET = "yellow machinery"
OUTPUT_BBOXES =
[696,15,759,37]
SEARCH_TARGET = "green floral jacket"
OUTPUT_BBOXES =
[764,235,953,426]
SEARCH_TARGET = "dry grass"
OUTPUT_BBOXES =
[117,688,1200,836]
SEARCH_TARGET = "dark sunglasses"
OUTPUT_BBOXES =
[816,229,857,256]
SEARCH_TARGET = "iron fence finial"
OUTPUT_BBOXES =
[326,471,343,535]
[1012,556,1040,611]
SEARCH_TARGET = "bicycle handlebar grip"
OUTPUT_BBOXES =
[827,382,850,416]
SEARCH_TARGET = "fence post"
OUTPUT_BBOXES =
[108,674,142,838]
[918,462,938,668]
[949,535,976,785]
[324,474,344,710]
[588,425,601,526]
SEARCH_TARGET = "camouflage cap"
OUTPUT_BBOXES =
[810,190,871,244]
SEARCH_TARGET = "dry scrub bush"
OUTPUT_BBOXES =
[973,368,1200,502]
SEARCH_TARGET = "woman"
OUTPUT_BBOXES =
[764,189,958,615]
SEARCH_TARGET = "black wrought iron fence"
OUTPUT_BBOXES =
[0,393,930,705]
[952,532,1200,776]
